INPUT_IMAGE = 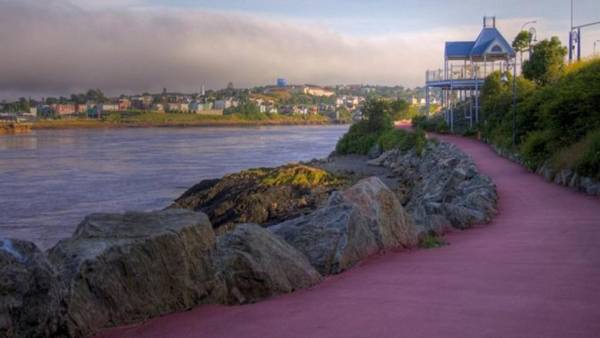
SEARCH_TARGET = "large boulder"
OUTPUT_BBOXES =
[171,164,346,233]
[0,239,66,338]
[47,209,226,337]
[269,196,378,275]
[215,223,322,304]
[340,177,418,249]
[270,177,416,275]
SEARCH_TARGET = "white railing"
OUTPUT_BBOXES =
[426,64,489,83]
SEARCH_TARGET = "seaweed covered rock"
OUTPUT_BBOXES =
[0,239,66,338]
[215,223,322,304]
[171,164,347,233]
[47,209,226,337]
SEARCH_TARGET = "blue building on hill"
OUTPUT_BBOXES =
[425,17,516,130]
[276,78,288,87]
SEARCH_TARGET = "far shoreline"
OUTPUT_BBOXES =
[30,118,348,131]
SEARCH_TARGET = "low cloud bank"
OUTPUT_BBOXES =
[0,0,486,98]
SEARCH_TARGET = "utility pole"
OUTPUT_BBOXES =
[569,0,600,62]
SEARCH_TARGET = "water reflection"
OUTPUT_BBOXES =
[0,125,348,249]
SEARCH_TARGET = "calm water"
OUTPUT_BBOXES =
[0,125,348,249]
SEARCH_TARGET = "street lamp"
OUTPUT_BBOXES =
[595,40,600,56]
[520,20,537,31]
[519,21,537,69]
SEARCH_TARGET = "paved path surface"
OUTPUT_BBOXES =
[99,135,600,338]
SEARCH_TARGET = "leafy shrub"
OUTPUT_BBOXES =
[375,128,427,156]
[520,130,554,170]
[575,130,600,180]
[480,58,600,179]
[377,129,406,151]
[336,123,380,155]
[411,115,427,130]
[412,114,448,134]
[462,128,478,137]
[335,97,393,155]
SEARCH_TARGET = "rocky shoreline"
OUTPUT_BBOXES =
[0,139,497,337]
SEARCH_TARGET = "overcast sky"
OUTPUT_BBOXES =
[1,0,599,100]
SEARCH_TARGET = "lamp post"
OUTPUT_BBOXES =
[595,40,600,56]
[519,21,537,70]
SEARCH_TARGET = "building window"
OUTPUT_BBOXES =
[491,45,503,53]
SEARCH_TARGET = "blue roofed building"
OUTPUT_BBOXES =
[425,17,516,131]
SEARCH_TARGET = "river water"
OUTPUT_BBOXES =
[0,125,348,249]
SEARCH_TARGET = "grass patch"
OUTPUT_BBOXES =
[419,233,447,249]
[33,111,330,129]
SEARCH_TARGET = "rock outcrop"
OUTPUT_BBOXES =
[270,177,416,275]
[368,141,497,235]
[215,223,322,304]
[48,209,226,337]
[340,177,417,249]
[0,239,65,338]
[171,164,347,233]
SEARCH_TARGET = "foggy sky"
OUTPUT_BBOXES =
[0,0,577,99]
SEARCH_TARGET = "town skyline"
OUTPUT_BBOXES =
[1,0,599,100]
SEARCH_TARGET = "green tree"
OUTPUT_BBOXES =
[522,37,567,85]
[389,99,410,120]
[85,89,106,103]
[362,97,393,132]
[512,30,532,53]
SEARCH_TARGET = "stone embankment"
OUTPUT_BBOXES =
[490,144,600,196]
[0,139,497,337]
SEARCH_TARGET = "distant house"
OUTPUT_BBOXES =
[131,95,154,110]
[92,103,119,117]
[101,103,119,112]
[214,99,237,110]
[303,86,335,97]
[76,104,88,113]
[118,98,131,111]
[166,102,189,112]
[28,107,37,117]
[189,100,203,113]
[152,103,165,112]
[51,103,76,116]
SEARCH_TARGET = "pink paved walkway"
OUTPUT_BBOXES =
[99,135,600,338]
